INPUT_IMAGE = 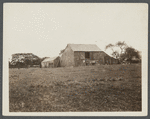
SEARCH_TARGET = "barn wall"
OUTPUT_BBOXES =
[104,56,111,64]
[41,62,46,68]
[111,58,119,64]
[60,47,119,67]
[54,57,60,67]
[104,56,119,65]
[92,51,107,64]
[41,61,54,68]
[60,46,74,67]
[74,51,108,66]
[41,57,61,68]
[49,63,54,68]
[41,62,49,68]
[74,51,86,66]
[92,51,119,65]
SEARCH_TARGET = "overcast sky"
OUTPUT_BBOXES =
[4,3,148,59]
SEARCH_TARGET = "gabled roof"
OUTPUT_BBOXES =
[68,44,101,51]
[42,56,59,63]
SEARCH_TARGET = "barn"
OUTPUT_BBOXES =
[60,44,119,67]
[41,56,60,68]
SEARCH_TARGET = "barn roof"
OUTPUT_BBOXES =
[68,44,101,51]
[42,56,59,63]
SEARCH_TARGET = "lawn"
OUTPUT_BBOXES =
[9,64,141,112]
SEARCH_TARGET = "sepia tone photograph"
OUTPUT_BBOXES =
[3,3,148,116]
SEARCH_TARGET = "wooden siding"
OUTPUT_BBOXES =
[60,46,74,67]
[92,51,107,64]
[74,51,86,66]
[41,62,53,68]
[41,57,60,68]
[74,51,108,66]
[104,56,119,65]
[53,57,61,67]
[60,46,119,67]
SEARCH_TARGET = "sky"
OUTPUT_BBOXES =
[4,3,148,59]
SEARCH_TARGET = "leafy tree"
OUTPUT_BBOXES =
[120,47,141,63]
[9,61,12,68]
[10,53,41,68]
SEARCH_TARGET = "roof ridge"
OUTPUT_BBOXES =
[68,44,97,45]
[68,44,101,51]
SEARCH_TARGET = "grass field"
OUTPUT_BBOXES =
[9,64,141,112]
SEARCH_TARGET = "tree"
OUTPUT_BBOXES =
[115,41,127,54]
[105,44,117,58]
[111,51,120,59]
[105,41,141,64]
[105,41,127,59]
[10,53,41,68]
[120,47,140,63]
[105,44,114,51]
[9,61,11,68]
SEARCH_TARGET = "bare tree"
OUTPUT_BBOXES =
[105,41,128,59]
[105,44,119,59]
[115,41,127,54]
[111,51,119,59]
[105,44,114,51]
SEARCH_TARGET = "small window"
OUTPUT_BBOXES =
[85,52,90,58]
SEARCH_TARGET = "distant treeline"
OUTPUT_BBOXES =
[9,53,47,68]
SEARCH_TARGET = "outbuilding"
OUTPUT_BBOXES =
[41,56,60,68]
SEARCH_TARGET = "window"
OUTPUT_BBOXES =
[85,52,90,58]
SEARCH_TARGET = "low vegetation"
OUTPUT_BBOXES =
[9,64,141,112]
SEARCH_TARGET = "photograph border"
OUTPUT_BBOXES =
[1,0,149,118]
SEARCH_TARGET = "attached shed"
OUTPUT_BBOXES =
[60,44,118,67]
[104,55,119,65]
[41,56,60,68]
